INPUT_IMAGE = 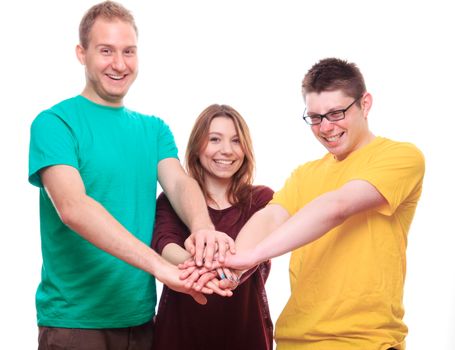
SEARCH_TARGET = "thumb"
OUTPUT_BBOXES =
[184,237,196,255]
[190,291,207,305]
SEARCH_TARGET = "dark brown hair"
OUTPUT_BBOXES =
[79,1,137,49]
[185,104,255,207]
[302,58,366,103]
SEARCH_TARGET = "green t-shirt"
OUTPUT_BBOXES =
[28,95,178,328]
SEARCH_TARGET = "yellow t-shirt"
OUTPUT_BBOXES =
[271,137,425,350]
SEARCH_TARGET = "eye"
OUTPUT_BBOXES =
[232,138,241,144]
[209,136,220,143]
[309,115,322,123]
[124,48,136,56]
[326,110,344,120]
[100,47,112,55]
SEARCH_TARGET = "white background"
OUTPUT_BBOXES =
[1,0,454,348]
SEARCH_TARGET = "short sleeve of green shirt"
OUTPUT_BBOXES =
[154,116,178,162]
[29,111,79,187]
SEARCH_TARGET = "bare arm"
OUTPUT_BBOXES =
[234,204,290,252]
[158,158,214,234]
[179,204,289,288]
[162,243,192,265]
[226,179,387,270]
[158,158,235,267]
[41,164,207,304]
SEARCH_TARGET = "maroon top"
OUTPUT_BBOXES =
[151,185,274,350]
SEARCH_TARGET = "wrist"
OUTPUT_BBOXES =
[250,245,264,266]
[149,252,173,283]
[190,223,215,232]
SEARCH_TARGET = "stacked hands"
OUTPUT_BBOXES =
[176,229,255,303]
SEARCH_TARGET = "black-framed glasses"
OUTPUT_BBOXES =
[302,96,361,125]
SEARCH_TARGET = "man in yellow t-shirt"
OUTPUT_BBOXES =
[225,58,425,349]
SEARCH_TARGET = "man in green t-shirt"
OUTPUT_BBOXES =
[28,1,233,349]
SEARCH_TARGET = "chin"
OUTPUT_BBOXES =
[107,92,129,102]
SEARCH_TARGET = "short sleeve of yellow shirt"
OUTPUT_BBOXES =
[271,136,424,217]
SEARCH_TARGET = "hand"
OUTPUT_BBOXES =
[157,258,212,305]
[184,229,236,268]
[178,258,238,294]
[216,267,241,291]
[192,267,239,293]
[193,271,234,297]
[178,258,221,283]
[223,249,257,271]
[178,260,233,297]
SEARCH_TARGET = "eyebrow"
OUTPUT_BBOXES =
[208,131,239,138]
[95,44,138,50]
[307,105,345,115]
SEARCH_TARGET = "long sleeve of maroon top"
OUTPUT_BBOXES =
[151,185,274,350]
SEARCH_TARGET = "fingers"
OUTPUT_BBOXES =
[180,258,196,268]
[228,236,236,254]
[183,267,237,298]
[216,267,226,280]
[206,280,233,297]
[161,261,208,305]
[184,268,235,297]
[184,268,202,289]
[193,271,217,291]
[194,235,206,267]
[189,291,207,305]
[222,267,234,282]
[218,278,237,290]
[217,268,240,290]
[179,265,196,280]
[186,230,235,267]
[216,236,236,263]
[203,236,216,269]
[199,286,214,294]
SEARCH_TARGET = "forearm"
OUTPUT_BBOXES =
[251,192,345,263]
[251,180,388,262]
[169,177,214,231]
[235,204,288,252]
[60,194,166,278]
[158,160,236,266]
[226,180,387,270]
[162,243,192,265]
[63,195,217,302]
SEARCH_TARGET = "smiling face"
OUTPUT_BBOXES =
[305,90,373,161]
[199,116,245,184]
[76,18,138,107]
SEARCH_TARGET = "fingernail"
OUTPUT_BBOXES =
[220,273,226,280]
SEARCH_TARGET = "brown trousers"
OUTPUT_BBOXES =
[38,319,154,350]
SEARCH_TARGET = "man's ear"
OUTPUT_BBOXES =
[362,92,373,118]
[75,44,86,65]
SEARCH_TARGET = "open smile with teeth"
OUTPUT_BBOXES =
[107,74,126,80]
[323,132,344,142]
[214,159,235,165]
